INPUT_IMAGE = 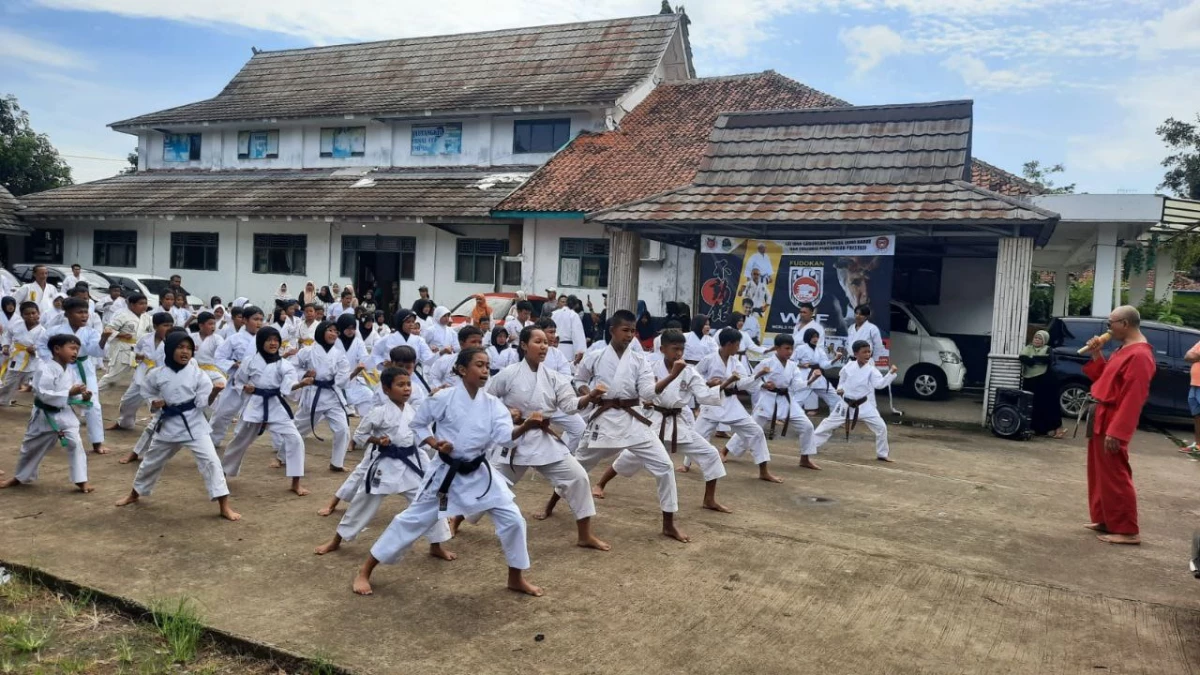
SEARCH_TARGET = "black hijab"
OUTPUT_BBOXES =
[393,309,415,334]
[256,326,283,364]
[359,314,374,340]
[336,313,357,350]
[315,320,336,352]
[412,299,434,320]
[164,330,195,372]
[690,315,708,339]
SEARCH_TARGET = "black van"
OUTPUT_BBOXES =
[1047,316,1199,419]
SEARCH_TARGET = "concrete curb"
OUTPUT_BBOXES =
[889,415,986,433]
[0,558,354,675]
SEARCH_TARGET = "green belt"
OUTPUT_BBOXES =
[33,397,70,447]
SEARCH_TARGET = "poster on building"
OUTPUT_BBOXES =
[698,234,895,363]
[411,123,462,155]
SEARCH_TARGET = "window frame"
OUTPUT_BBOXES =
[252,233,308,275]
[29,229,64,264]
[557,237,610,289]
[454,238,508,285]
[340,235,417,281]
[512,118,571,154]
[319,127,366,158]
[163,133,202,162]
[236,130,280,160]
[169,232,220,271]
[92,229,138,268]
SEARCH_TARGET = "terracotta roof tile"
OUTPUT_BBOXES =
[0,185,31,233]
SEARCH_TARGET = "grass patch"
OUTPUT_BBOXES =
[150,596,205,664]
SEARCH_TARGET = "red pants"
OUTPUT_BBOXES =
[1086,410,1139,535]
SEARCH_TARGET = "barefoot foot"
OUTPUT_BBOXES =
[104,422,126,431]
[759,471,784,484]
[531,510,551,521]
[114,493,139,507]
[675,464,690,473]
[1084,522,1109,533]
[77,482,95,493]
[318,505,337,517]
[507,578,544,597]
[220,506,242,522]
[92,445,111,455]
[118,452,139,465]
[315,540,341,555]
[269,458,284,469]
[429,544,458,561]
[718,447,729,463]
[799,457,821,470]
[703,500,733,513]
[291,486,310,497]
[877,456,894,463]
[662,524,691,543]
[591,485,606,499]
[329,464,346,473]
[352,573,373,596]
[1098,533,1141,545]
[449,515,464,537]
[0,477,20,489]
[577,535,611,551]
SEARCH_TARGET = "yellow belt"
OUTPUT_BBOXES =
[300,338,314,346]
[0,344,33,379]
[199,364,223,375]
[362,369,380,386]
[141,358,157,369]
[116,335,136,344]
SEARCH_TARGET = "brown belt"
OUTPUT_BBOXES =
[767,389,791,440]
[843,396,869,440]
[502,415,562,467]
[651,405,682,453]
[589,398,651,426]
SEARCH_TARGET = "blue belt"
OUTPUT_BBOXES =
[252,387,293,435]
[156,400,198,439]
[308,378,343,442]
[366,444,424,493]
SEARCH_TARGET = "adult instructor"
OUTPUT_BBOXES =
[1080,305,1155,545]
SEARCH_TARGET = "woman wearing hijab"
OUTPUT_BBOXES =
[422,306,458,355]
[115,330,240,521]
[359,311,379,354]
[635,300,655,350]
[221,326,314,496]
[317,286,335,304]
[412,299,436,331]
[333,313,375,417]
[0,296,16,337]
[487,325,510,373]
[371,309,436,370]
[684,315,716,365]
[343,284,360,310]
[299,281,318,307]
[1020,329,1064,438]
[295,320,361,471]
[469,294,490,327]
[374,309,391,339]
[273,283,292,310]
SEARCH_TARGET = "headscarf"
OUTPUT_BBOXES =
[412,299,434,319]
[491,326,509,349]
[208,296,222,309]
[336,313,357,350]
[315,320,336,352]
[256,326,282,364]
[232,296,250,309]
[302,281,317,306]
[273,306,287,327]
[1,296,15,321]
[803,328,819,346]
[470,294,489,326]
[393,308,415,334]
[690,315,707,339]
[636,300,654,341]
[359,313,374,340]
[164,330,195,373]
[274,283,291,301]
[1021,329,1052,379]
[318,286,334,303]
[433,305,451,325]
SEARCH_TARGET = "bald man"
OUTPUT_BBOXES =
[1079,305,1155,545]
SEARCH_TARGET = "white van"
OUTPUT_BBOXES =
[886,300,966,400]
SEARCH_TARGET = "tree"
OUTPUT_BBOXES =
[1022,160,1076,194]
[0,94,72,196]
[122,149,138,175]
[1157,115,1200,200]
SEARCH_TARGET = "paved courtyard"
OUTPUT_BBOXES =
[1,386,1198,674]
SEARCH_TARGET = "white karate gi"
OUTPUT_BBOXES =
[370,385,529,570]
[332,401,452,545]
[845,319,887,365]
[0,320,44,405]
[551,307,588,362]
[792,343,842,411]
[683,331,716,364]
[690,353,771,467]
[38,324,105,445]
[487,361,595,520]
[792,319,826,351]
[293,344,353,469]
[131,361,229,500]
[208,328,257,446]
[13,282,60,325]
[619,359,726,482]
[117,333,164,430]
[574,345,679,513]
[427,353,462,390]
[504,318,534,345]
[190,332,227,386]
[727,356,816,459]
[98,309,145,392]
[11,360,87,485]
[99,296,126,325]
[742,278,771,312]
[295,319,320,349]
[370,331,435,370]
[421,313,459,355]
[744,251,774,282]
[221,353,306,478]
[811,361,896,459]
[327,301,353,320]
[171,307,193,328]
[332,336,374,416]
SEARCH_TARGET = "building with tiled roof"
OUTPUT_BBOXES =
[0,185,30,234]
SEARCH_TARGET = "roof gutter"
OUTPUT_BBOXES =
[490,211,586,219]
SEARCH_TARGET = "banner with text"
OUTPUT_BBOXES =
[698,234,895,361]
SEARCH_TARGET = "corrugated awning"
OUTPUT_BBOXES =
[1152,196,1200,239]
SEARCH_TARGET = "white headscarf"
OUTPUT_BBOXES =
[232,296,250,309]
[274,283,291,300]
[212,303,227,328]
[432,305,451,324]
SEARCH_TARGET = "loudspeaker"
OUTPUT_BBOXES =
[990,388,1033,441]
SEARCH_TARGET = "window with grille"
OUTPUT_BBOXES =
[236,130,280,159]
[340,235,416,281]
[558,238,609,289]
[455,238,508,284]
[513,119,570,154]
[163,133,201,162]
[93,230,138,268]
[253,234,307,275]
[169,232,219,271]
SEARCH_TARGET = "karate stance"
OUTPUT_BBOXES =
[352,347,542,597]
[115,331,240,521]
[732,333,819,470]
[0,334,93,493]
[98,292,149,392]
[38,298,112,455]
[114,312,174,464]
[0,302,45,406]
[208,305,264,447]
[314,367,454,558]
[811,340,898,461]
[293,321,358,471]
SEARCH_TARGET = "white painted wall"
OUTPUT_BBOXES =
[914,257,997,336]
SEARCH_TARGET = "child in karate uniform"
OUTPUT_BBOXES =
[208,306,264,448]
[0,334,93,492]
[811,340,899,462]
[220,326,314,495]
[314,367,454,558]
[332,314,374,417]
[351,347,541,598]
[691,328,783,483]
[115,331,240,520]
[591,329,731,513]
[0,302,44,406]
[115,312,175,464]
[294,321,360,471]
[793,328,842,414]
[99,292,149,393]
[39,298,111,455]
[728,333,819,469]
[428,325,483,389]
[190,311,227,404]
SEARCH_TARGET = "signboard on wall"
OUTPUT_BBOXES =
[412,123,462,155]
[698,234,895,360]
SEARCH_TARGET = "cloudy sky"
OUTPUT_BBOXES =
[3,0,1200,193]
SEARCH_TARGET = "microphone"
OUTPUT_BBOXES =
[1077,331,1111,355]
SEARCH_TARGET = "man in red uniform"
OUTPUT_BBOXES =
[1081,305,1156,545]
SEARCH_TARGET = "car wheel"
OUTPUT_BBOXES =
[906,365,947,400]
[1059,382,1089,419]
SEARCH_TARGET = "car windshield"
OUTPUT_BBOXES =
[79,270,111,291]
[450,297,511,320]
[140,279,189,297]
[902,303,938,336]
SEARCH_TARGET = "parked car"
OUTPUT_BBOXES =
[1048,316,1197,419]
[9,264,113,303]
[448,293,548,327]
[103,273,203,310]
[887,300,967,400]
[0,267,17,296]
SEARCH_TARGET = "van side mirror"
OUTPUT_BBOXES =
[907,319,918,333]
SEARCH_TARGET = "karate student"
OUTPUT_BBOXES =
[294,321,360,471]
[0,302,45,406]
[328,290,354,320]
[370,309,435,370]
[99,284,126,325]
[170,290,193,328]
[331,313,374,416]
[684,315,716,365]
[295,303,320,348]
[114,331,240,521]
[0,334,93,492]
[486,326,510,372]
[592,329,731,513]
[208,305,264,448]
[571,310,689,543]
[155,289,178,322]
[811,340,898,462]
[844,305,885,364]
[429,325,483,388]
[485,326,609,551]
[359,312,380,355]
[793,328,842,414]
[790,302,825,351]
[220,326,313,495]
[217,306,242,340]
[39,297,111,455]
[421,306,458,355]
[504,300,535,345]
[99,292,149,393]
[314,367,455,558]
[115,314,176,465]
[190,311,227,402]
[13,264,60,323]
[730,333,819,470]
[352,347,542,598]
[551,297,588,364]
[691,328,783,483]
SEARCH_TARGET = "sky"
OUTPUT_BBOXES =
[2,0,1200,194]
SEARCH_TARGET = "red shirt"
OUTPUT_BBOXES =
[1082,342,1155,442]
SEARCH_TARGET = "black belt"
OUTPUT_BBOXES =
[252,387,293,435]
[157,399,198,440]
[589,398,651,426]
[433,454,492,511]
[367,444,424,493]
[33,397,70,447]
[767,388,792,439]
[308,378,344,442]
[843,396,868,440]
[652,405,681,453]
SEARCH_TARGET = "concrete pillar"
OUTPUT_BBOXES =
[983,237,1034,424]
[1154,248,1175,303]
[1091,223,1119,317]
[606,228,640,313]
[1127,265,1150,308]
[1052,267,1070,317]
